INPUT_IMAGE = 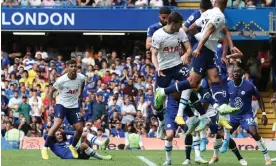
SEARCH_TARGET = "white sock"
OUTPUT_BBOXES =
[213,138,223,157]
[165,140,172,161]
[213,103,219,110]
[177,90,192,116]
[193,134,201,159]
[87,133,102,146]
[200,128,207,139]
[85,147,103,159]
[224,128,230,141]
[256,137,270,160]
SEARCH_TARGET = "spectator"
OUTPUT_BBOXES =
[140,127,148,137]
[113,0,126,6]
[18,117,31,135]
[90,93,107,123]
[162,0,176,6]
[17,96,31,123]
[233,0,245,7]
[29,89,42,109]
[26,124,42,137]
[1,91,9,115]
[95,50,108,67]
[108,98,121,121]
[121,96,136,127]
[245,0,256,7]
[123,79,138,97]
[258,47,270,91]
[1,51,10,69]
[148,124,157,138]
[97,128,108,138]
[8,91,22,121]
[96,0,112,6]
[42,0,55,6]
[134,0,147,6]
[82,52,95,67]
[83,121,98,133]
[133,110,146,131]
[110,121,125,138]
[42,121,52,135]
[4,122,24,149]
[3,0,19,7]
[97,83,111,104]
[31,97,42,118]
[247,52,261,89]
[150,0,163,7]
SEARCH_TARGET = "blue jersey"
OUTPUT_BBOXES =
[44,134,75,159]
[228,79,259,115]
[183,10,201,47]
[147,22,162,38]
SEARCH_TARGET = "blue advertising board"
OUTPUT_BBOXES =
[1,7,274,32]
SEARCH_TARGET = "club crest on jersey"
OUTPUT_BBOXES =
[163,46,179,52]
[241,91,245,95]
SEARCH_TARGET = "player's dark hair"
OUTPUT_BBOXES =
[159,7,171,15]
[200,0,213,10]
[217,0,228,8]
[167,12,183,24]
[66,60,77,65]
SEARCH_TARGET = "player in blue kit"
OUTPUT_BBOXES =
[146,7,171,50]
[222,66,272,165]
[41,60,85,160]
[45,129,112,160]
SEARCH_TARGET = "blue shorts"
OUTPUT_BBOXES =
[54,104,83,125]
[191,44,217,76]
[156,64,190,88]
[199,78,213,103]
[209,115,221,134]
[165,95,188,131]
[230,113,256,133]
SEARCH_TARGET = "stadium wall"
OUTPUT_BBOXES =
[8,137,276,151]
[1,8,274,32]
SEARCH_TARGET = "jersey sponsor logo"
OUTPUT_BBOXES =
[167,124,171,128]
[241,91,245,95]
[163,46,180,53]
[66,89,79,94]
[188,15,194,21]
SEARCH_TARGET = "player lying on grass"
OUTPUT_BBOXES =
[44,129,112,160]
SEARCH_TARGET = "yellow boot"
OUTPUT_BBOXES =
[175,116,186,125]
[218,119,232,130]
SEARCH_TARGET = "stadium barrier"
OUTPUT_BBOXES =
[20,137,276,151]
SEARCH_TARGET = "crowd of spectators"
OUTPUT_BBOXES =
[0,0,177,7]
[1,0,275,7]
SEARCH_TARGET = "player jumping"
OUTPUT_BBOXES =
[154,0,240,134]
[41,60,86,160]
[44,129,112,160]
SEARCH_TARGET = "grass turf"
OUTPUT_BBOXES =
[2,150,276,166]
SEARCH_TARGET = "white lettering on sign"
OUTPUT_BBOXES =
[1,12,75,26]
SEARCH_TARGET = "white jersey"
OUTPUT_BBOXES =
[195,7,225,52]
[53,73,85,108]
[152,28,189,70]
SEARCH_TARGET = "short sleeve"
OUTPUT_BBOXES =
[151,31,162,50]
[53,77,62,90]
[209,14,225,29]
[79,73,85,83]
[195,16,204,27]
[180,29,189,43]
[184,12,197,28]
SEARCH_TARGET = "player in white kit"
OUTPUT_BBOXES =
[41,60,85,160]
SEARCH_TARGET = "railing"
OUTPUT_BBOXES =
[269,12,276,34]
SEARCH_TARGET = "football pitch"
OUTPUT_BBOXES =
[2,150,276,166]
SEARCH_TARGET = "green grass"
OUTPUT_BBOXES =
[2,150,276,166]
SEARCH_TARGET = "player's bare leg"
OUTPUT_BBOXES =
[41,117,63,160]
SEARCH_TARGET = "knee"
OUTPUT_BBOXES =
[188,79,198,88]
[80,143,88,150]
[166,131,174,141]
[249,129,259,139]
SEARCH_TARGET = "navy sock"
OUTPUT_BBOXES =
[72,136,80,147]
[44,135,54,147]
[185,134,193,160]
[210,82,228,105]
[229,138,243,160]
[164,80,191,95]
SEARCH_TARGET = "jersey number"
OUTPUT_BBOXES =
[246,118,254,125]
[202,19,210,31]
[76,112,81,120]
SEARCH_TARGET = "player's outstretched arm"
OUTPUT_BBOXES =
[48,86,58,111]
[221,26,241,54]
[146,37,152,50]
